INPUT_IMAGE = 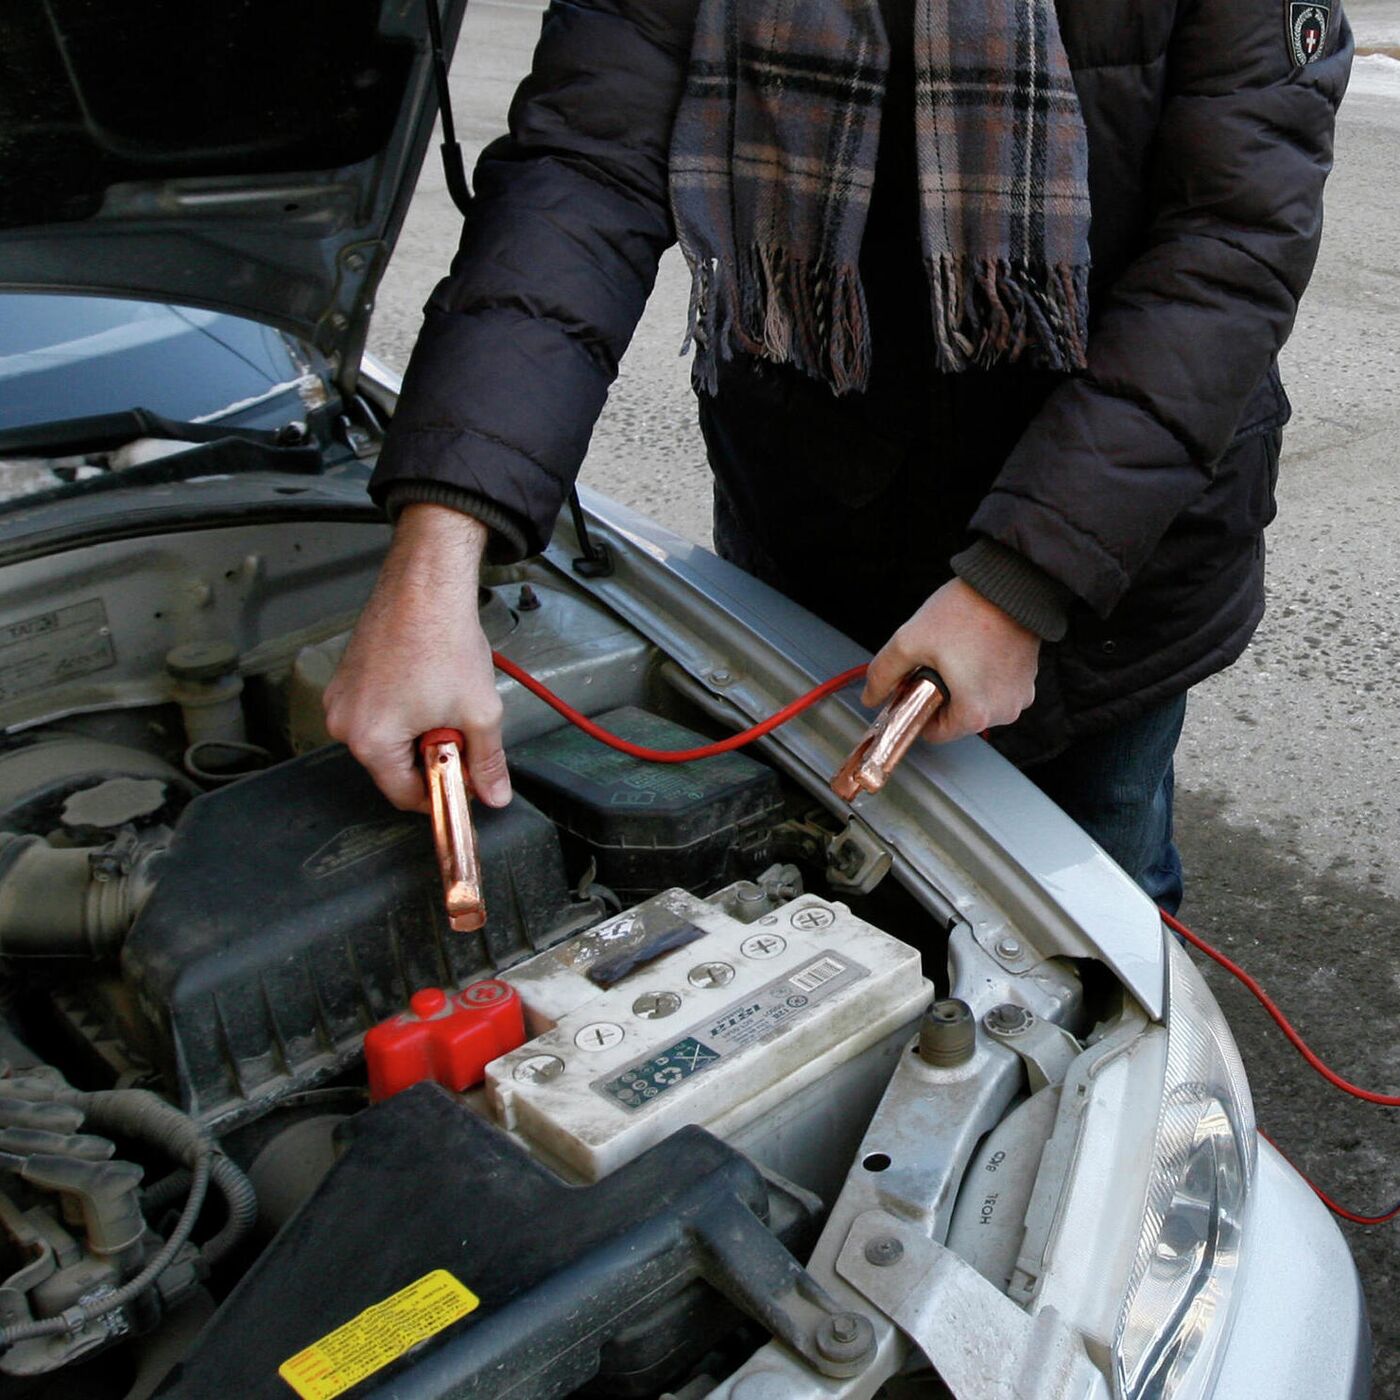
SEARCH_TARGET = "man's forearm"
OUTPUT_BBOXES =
[386,503,489,598]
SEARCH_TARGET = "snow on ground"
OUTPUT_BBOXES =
[1350,51,1400,96]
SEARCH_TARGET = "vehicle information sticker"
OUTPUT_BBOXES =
[0,600,115,703]
[278,1269,479,1400]
[594,950,868,1113]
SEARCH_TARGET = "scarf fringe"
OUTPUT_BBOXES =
[928,255,1090,375]
[684,244,874,395]
[685,248,1089,392]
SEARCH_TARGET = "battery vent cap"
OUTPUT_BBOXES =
[365,980,525,1101]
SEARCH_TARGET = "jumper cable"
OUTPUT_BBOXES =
[417,657,870,933]
[1162,908,1400,1226]
[491,651,870,761]
[416,655,1399,1225]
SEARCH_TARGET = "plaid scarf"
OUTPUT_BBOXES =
[669,0,1092,394]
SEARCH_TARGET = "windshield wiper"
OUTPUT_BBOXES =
[0,406,312,459]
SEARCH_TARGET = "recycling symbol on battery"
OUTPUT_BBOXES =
[653,1067,684,1086]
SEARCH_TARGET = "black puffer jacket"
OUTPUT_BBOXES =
[370,0,1352,762]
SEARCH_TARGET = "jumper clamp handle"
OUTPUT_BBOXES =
[830,667,949,801]
[419,728,486,933]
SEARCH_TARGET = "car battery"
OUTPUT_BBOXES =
[489,889,931,1181]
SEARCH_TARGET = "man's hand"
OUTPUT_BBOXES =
[862,578,1040,743]
[324,504,511,813]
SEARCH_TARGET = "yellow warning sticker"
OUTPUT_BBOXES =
[278,1269,479,1400]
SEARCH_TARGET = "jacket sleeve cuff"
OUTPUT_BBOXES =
[950,537,1073,643]
[381,482,533,565]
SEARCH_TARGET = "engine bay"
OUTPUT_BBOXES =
[0,517,1049,1399]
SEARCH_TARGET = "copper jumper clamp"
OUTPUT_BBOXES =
[830,666,949,801]
[419,728,486,932]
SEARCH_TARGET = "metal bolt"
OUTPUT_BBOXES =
[984,1003,1033,1036]
[688,961,735,989]
[918,998,976,1067]
[517,584,541,612]
[631,991,682,1020]
[864,1236,904,1267]
[995,935,1023,960]
[274,421,309,446]
[344,251,367,272]
[832,841,863,876]
[329,311,349,331]
[814,1312,874,1367]
[709,668,735,686]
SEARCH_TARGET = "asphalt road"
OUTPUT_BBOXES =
[369,4,1400,1390]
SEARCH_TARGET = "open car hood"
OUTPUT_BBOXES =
[0,0,466,393]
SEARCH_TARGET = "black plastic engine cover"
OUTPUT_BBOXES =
[156,1085,820,1400]
[121,745,590,1126]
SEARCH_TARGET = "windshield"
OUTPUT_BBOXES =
[0,292,330,505]
[0,293,326,431]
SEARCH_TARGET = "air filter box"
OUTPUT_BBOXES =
[119,745,595,1127]
[510,708,783,901]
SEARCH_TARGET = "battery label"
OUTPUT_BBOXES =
[596,1036,721,1110]
[278,1270,478,1400]
[594,950,868,1113]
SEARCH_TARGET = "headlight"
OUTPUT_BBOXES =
[1111,936,1256,1399]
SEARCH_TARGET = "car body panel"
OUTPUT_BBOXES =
[542,491,1372,1395]
[1215,1139,1371,1398]
[0,2,467,391]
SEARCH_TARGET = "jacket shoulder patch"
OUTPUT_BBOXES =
[1288,1,1331,66]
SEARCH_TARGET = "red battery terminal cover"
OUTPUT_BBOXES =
[364,979,526,1102]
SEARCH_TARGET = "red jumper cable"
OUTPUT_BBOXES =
[1162,908,1400,1225]
[419,653,1397,1225]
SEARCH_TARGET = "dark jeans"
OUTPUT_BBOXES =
[1025,693,1187,914]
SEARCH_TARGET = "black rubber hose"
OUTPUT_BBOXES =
[143,1156,255,1265]
[0,1153,210,1346]
[0,1080,257,1346]
[202,1153,258,1265]
[142,1167,192,1219]
[4,1081,255,1253]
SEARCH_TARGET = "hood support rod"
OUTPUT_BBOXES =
[426,0,474,218]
